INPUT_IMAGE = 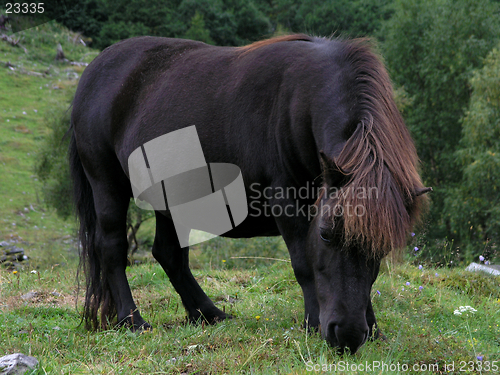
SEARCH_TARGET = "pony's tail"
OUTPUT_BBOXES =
[333,39,429,257]
[70,127,116,330]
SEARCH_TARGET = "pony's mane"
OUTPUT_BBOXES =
[236,34,313,55]
[237,34,427,256]
[321,38,428,257]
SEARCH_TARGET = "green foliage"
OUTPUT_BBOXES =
[57,0,273,49]
[381,0,500,241]
[183,11,215,44]
[34,98,74,219]
[95,0,179,47]
[260,0,393,37]
[230,0,271,42]
[55,0,393,49]
[56,0,109,45]
[445,45,500,251]
[176,0,271,46]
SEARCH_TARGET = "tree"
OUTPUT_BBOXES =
[56,0,109,46]
[176,0,271,46]
[56,0,272,49]
[183,11,215,44]
[35,100,74,219]
[253,0,392,37]
[445,44,500,253]
[56,0,391,49]
[381,0,500,240]
[95,0,180,48]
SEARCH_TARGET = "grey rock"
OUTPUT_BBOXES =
[465,262,500,276]
[0,244,26,267]
[0,353,38,374]
[20,292,38,301]
[6,247,24,255]
[66,72,79,80]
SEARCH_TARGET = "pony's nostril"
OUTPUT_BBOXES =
[325,322,339,346]
[328,322,369,354]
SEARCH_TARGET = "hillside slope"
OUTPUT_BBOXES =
[0,21,99,268]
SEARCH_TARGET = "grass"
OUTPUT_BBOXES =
[0,22,96,268]
[1,261,499,374]
[1,22,499,374]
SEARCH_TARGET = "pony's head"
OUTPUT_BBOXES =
[307,203,380,354]
[307,151,430,354]
[306,39,431,354]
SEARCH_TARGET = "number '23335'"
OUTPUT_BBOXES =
[6,3,45,14]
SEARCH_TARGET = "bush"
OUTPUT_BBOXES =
[34,97,74,219]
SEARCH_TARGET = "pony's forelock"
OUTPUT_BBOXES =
[322,39,428,257]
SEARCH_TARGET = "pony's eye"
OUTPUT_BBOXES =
[319,227,332,243]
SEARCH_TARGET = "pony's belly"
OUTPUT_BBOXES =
[156,207,280,238]
[219,214,280,238]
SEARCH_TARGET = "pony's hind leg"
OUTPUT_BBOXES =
[152,212,228,324]
[90,184,150,331]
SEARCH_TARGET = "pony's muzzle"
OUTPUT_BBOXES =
[325,319,369,354]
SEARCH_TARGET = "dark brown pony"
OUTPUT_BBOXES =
[70,34,429,354]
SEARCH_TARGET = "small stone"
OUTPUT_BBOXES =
[465,262,500,276]
[20,292,38,301]
[0,353,38,374]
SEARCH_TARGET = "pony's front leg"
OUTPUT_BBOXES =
[152,212,228,324]
[274,211,320,330]
[366,299,385,341]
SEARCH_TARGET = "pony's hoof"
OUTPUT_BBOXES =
[117,313,152,333]
[189,309,231,325]
[210,313,233,324]
[136,323,153,334]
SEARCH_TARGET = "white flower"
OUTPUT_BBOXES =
[454,305,477,315]
[464,305,477,312]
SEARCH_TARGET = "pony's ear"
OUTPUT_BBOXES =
[319,150,337,187]
[414,187,432,197]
